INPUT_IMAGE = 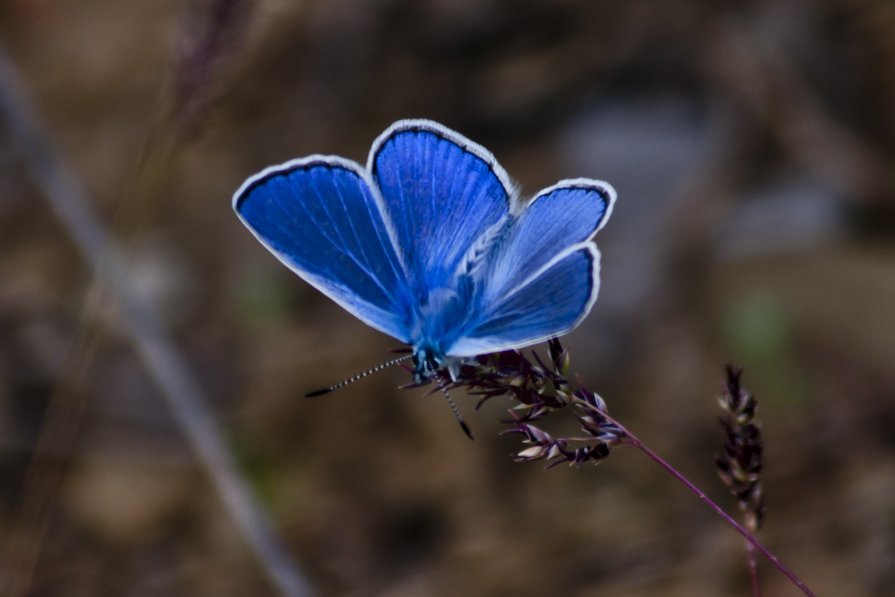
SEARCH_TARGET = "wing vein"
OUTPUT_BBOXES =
[311,174,391,298]
[333,176,396,302]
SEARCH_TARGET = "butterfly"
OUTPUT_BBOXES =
[233,119,615,390]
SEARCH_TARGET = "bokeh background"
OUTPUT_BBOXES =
[1,0,894,595]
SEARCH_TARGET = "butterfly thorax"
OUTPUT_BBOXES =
[408,271,485,381]
[405,215,510,368]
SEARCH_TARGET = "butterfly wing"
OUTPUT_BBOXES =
[235,123,615,360]
[233,156,412,342]
[368,120,516,301]
[448,180,616,356]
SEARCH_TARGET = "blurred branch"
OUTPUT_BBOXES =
[0,45,314,597]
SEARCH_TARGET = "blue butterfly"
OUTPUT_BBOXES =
[233,119,615,386]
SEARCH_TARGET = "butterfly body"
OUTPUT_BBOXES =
[234,120,615,381]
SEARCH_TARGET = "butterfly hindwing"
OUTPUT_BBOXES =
[486,180,613,297]
[233,157,412,342]
[447,180,615,356]
[449,244,599,357]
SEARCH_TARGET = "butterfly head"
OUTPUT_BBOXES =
[411,346,442,384]
[411,343,467,385]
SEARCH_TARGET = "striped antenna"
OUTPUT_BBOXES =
[435,375,474,440]
[305,354,414,397]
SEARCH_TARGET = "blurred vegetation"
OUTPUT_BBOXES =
[1,0,894,595]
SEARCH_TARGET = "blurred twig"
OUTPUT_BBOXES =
[0,282,105,596]
[0,45,314,597]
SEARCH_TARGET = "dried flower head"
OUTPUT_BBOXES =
[451,339,625,467]
[716,365,765,532]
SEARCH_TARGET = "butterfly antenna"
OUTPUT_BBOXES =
[305,354,414,397]
[435,375,474,440]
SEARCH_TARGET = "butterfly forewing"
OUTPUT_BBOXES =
[369,121,515,300]
[233,158,412,342]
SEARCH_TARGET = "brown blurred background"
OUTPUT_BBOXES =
[1,0,894,595]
